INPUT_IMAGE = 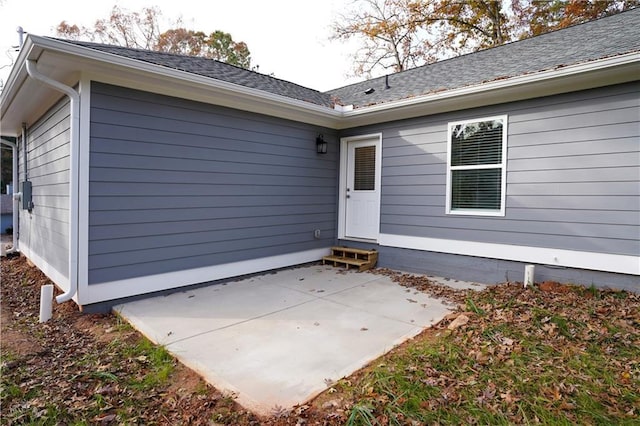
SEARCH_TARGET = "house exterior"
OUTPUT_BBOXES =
[1,9,638,310]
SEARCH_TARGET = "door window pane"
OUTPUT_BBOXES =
[354,146,376,190]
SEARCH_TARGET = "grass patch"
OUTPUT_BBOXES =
[335,282,640,425]
[346,402,377,426]
[126,339,175,389]
[1,335,176,425]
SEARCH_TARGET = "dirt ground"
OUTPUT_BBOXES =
[1,255,457,425]
[1,255,262,424]
[3,254,638,425]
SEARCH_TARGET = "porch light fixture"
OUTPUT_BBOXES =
[316,134,328,154]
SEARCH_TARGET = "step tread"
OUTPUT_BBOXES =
[322,255,370,266]
[330,246,377,255]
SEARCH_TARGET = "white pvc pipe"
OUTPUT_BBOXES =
[524,264,535,288]
[39,284,54,322]
[26,59,80,304]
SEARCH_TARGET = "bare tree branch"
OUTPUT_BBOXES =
[332,0,639,77]
[55,5,252,68]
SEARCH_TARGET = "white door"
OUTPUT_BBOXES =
[344,137,381,240]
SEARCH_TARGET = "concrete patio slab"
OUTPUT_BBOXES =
[115,264,467,416]
[116,278,316,345]
[323,280,452,327]
[167,297,420,413]
[259,264,378,294]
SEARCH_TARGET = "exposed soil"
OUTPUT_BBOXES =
[1,255,260,425]
[0,305,43,356]
[2,254,638,425]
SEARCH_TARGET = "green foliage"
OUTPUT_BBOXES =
[90,371,118,381]
[346,402,377,426]
[465,297,485,315]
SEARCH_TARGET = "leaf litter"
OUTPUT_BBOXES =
[2,256,638,425]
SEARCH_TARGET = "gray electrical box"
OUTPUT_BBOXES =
[20,181,32,210]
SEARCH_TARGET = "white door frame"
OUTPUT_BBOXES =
[338,133,383,241]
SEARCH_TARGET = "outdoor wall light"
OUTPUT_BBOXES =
[316,134,328,154]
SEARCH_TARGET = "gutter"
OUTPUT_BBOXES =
[25,59,79,304]
[0,138,19,252]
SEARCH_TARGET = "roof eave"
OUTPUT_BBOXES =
[0,36,37,128]
[337,52,640,129]
[1,35,343,132]
[2,36,638,135]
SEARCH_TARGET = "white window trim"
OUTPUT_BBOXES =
[446,114,508,216]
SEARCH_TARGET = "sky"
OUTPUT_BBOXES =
[0,0,364,92]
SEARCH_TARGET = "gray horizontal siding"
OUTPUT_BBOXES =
[19,97,70,278]
[88,82,337,284]
[342,82,640,257]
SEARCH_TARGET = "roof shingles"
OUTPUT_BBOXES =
[325,8,640,108]
[59,40,335,108]
[58,8,639,110]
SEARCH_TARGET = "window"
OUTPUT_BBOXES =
[446,115,507,216]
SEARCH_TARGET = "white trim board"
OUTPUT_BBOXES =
[80,247,331,305]
[76,77,91,306]
[379,234,640,276]
[19,242,72,297]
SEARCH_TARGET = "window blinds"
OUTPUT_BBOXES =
[354,145,376,191]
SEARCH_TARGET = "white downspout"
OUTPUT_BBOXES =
[0,139,19,252]
[25,59,79,304]
[22,124,28,181]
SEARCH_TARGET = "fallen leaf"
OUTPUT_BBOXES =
[448,314,469,330]
[94,413,116,424]
[502,337,514,346]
